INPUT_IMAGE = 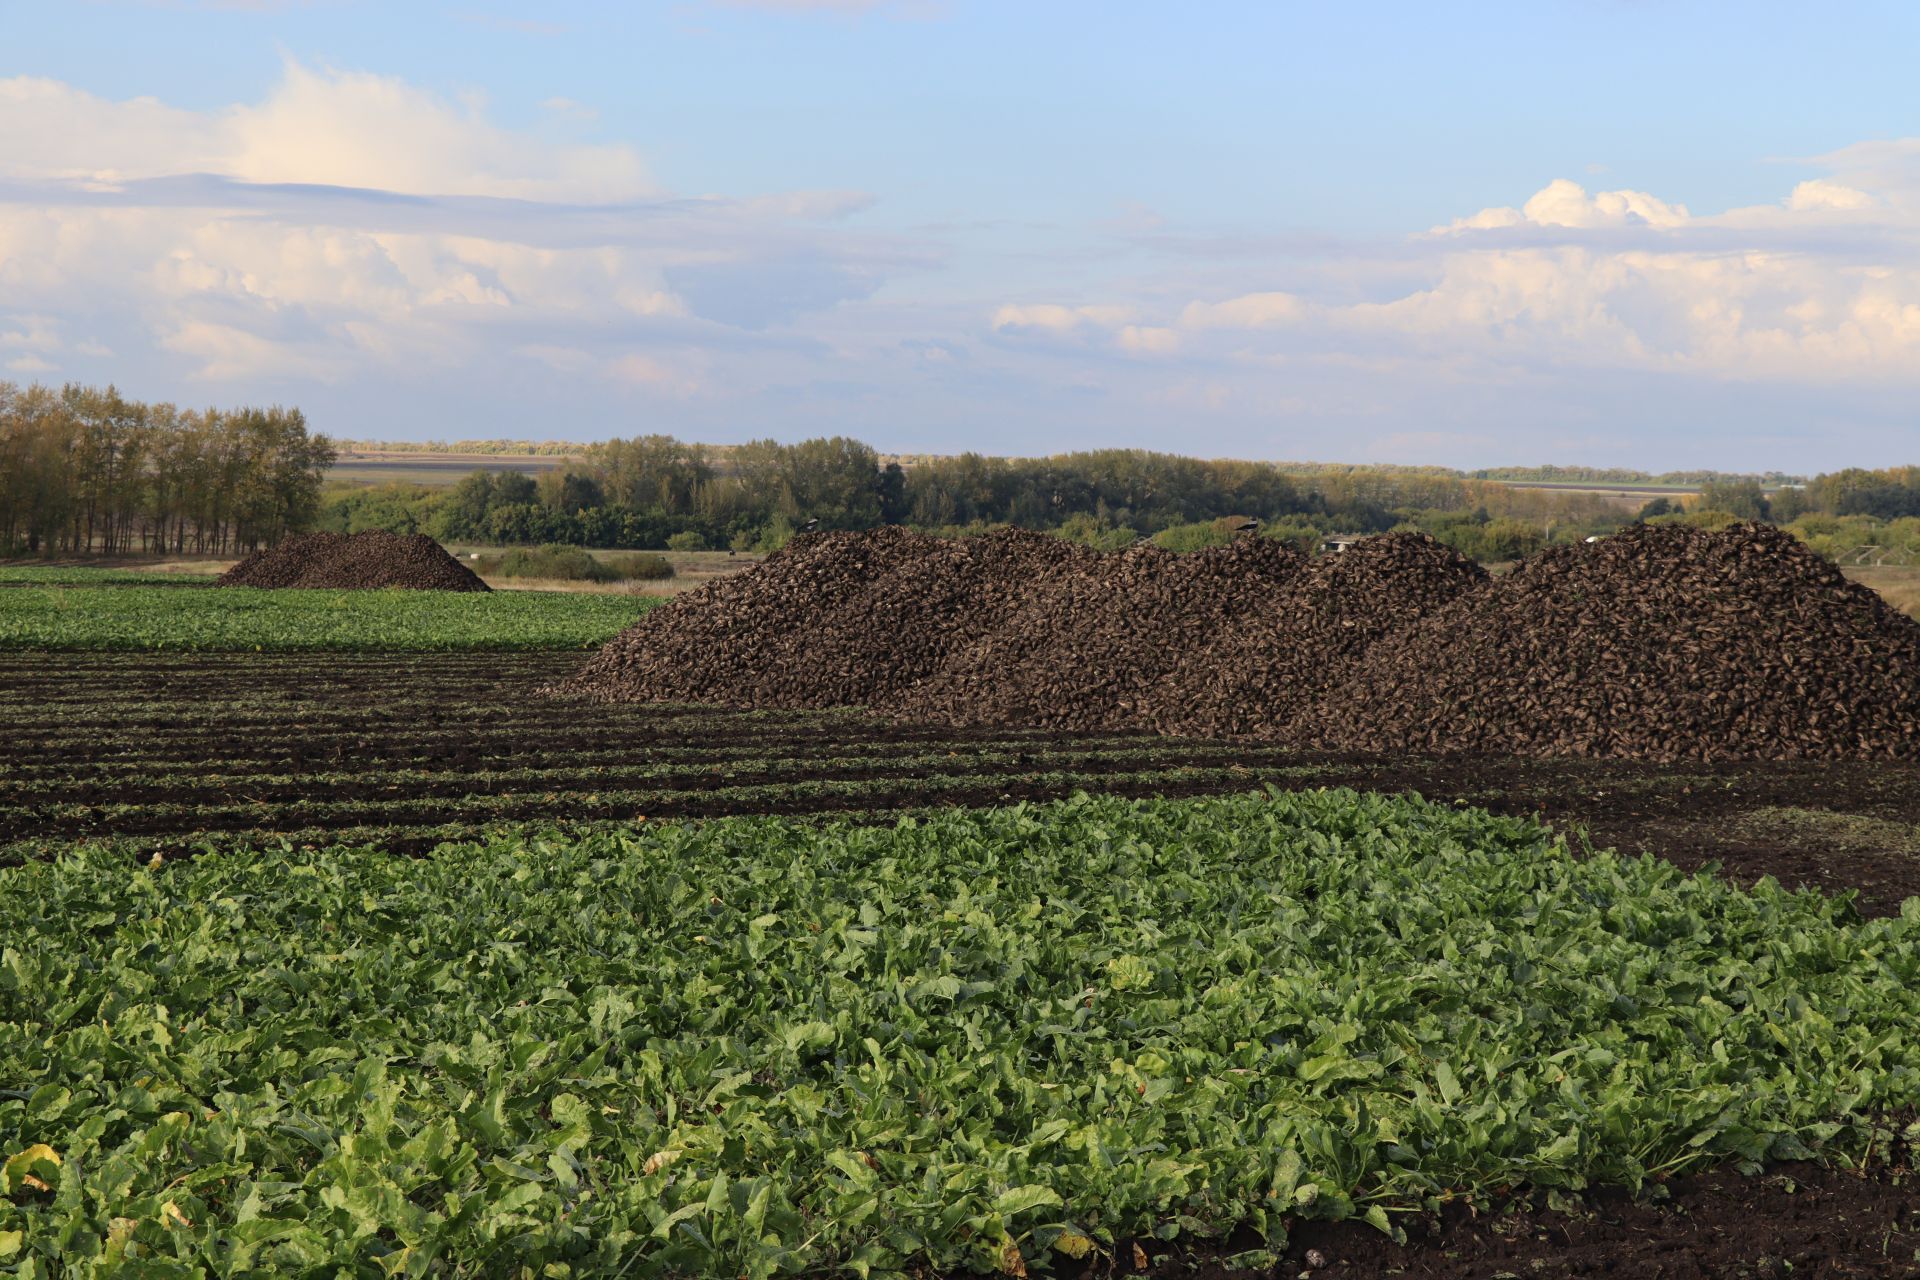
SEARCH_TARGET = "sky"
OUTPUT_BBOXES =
[4,2,1920,469]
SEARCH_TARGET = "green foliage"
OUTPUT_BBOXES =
[666,530,708,552]
[0,381,333,557]
[600,553,675,581]
[1052,513,1139,550]
[0,585,656,651]
[475,545,674,584]
[1423,514,1549,563]
[1651,508,1743,531]
[318,483,441,536]
[1802,467,1920,520]
[1785,514,1920,566]
[4,790,1917,1276]
[0,567,218,586]
[1697,480,1770,522]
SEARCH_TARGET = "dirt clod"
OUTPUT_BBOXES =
[217,531,489,592]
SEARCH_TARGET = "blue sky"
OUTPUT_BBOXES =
[5,1,1920,468]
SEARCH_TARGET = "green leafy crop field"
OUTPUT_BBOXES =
[0,567,219,586]
[0,585,658,652]
[5,790,1916,1276]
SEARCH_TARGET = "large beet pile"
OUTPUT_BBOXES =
[1303,521,1920,761]
[562,521,1920,761]
[558,525,1488,736]
[218,531,490,592]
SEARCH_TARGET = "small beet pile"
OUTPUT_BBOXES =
[561,521,1920,761]
[218,531,490,592]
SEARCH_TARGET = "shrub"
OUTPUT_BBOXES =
[666,530,708,552]
[475,544,674,583]
[598,551,675,581]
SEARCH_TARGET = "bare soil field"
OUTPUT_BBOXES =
[7,650,1918,916]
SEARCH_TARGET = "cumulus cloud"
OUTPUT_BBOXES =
[991,303,1135,332]
[1436,178,1691,233]
[1180,291,1309,329]
[0,62,908,390]
[1150,168,1920,384]
[0,64,652,201]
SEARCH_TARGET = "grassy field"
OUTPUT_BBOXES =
[0,581,655,651]
[6,789,1916,1276]
[0,566,220,586]
[441,547,765,595]
[1844,565,1920,618]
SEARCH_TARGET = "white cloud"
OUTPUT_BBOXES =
[0,63,652,201]
[0,63,905,388]
[608,352,702,396]
[1435,178,1690,233]
[990,303,1134,332]
[1117,325,1178,355]
[1172,169,1920,384]
[1179,291,1308,329]
[5,354,54,373]
[1786,179,1874,212]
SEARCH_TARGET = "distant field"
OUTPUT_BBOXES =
[1844,565,1920,618]
[1490,481,1697,509]
[441,546,764,594]
[329,450,580,486]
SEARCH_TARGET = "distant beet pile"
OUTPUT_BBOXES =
[560,521,1920,761]
[218,531,490,592]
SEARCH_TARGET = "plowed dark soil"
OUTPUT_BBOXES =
[218,530,489,591]
[6,651,1920,913]
[1081,1157,1920,1279]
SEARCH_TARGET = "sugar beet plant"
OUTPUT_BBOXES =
[0,585,656,652]
[4,790,1919,1276]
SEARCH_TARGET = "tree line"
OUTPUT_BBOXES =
[321,434,1632,555]
[0,381,334,556]
[14,390,1920,567]
[321,437,1920,566]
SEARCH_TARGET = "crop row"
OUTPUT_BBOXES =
[7,789,1918,1275]
[0,584,657,651]
[0,743,1306,792]
[0,764,1297,848]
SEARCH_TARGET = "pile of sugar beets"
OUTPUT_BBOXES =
[560,521,1920,762]
[218,531,489,592]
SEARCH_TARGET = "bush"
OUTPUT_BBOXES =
[1151,519,1235,552]
[598,552,675,581]
[475,544,674,583]
[666,530,708,552]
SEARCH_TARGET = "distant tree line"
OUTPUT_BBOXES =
[320,433,1631,557]
[1469,464,1806,487]
[0,381,334,556]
